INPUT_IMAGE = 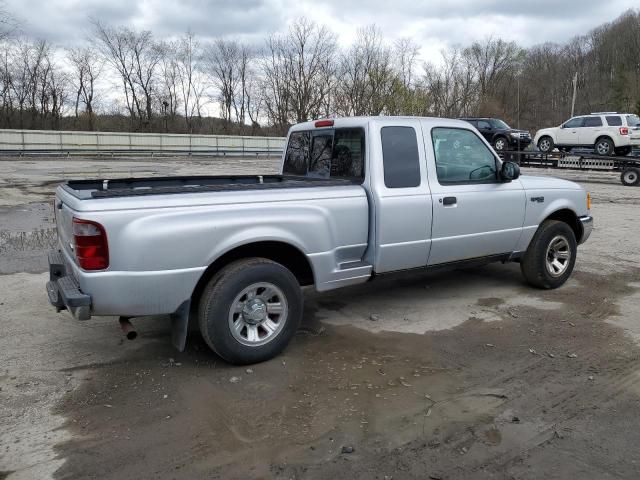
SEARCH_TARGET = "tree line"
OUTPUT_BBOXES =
[0,8,638,136]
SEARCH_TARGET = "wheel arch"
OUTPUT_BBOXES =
[191,241,315,310]
[537,134,555,148]
[595,135,614,147]
[543,208,582,243]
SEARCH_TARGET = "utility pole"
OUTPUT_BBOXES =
[571,72,578,117]
[517,75,521,151]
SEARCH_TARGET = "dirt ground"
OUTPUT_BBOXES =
[1,157,640,480]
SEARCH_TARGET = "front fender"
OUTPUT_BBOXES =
[515,184,588,252]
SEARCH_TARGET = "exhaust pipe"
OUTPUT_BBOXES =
[119,317,137,340]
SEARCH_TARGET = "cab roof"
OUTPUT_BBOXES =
[288,116,472,133]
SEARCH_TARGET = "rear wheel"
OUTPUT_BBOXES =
[615,146,632,156]
[537,136,554,153]
[621,168,640,187]
[521,220,577,289]
[199,258,303,364]
[594,137,614,156]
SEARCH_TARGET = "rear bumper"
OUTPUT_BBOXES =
[579,215,593,244]
[47,250,92,320]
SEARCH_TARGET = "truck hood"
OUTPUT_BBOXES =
[518,175,582,191]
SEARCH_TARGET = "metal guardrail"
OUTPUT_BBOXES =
[0,149,284,159]
[0,129,287,156]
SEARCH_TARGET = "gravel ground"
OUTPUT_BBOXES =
[1,157,640,480]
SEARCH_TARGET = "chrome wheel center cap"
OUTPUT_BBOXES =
[242,299,267,324]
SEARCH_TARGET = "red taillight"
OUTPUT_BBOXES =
[314,119,334,128]
[620,127,629,135]
[72,218,109,270]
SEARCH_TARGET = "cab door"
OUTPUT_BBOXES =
[370,119,433,272]
[424,123,526,265]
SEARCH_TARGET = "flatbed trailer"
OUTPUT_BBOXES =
[499,151,640,186]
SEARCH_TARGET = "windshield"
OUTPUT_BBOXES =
[489,119,510,129]
[627,114,640,127]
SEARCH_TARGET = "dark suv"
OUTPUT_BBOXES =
[459,117,532,152]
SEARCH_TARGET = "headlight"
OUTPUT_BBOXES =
[510,132,520,137]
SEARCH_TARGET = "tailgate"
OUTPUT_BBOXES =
[54,192,76,265]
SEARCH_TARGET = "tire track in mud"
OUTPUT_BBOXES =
[278,267,640,480]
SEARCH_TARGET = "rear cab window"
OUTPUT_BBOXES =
[283,128,365,182]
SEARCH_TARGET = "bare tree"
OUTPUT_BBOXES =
[335,25,397,116]
[262,18,337,129]
[156,40,180,130]
[204,38,240,128]
[175,31,205,132]
[68,46,102,130]
[423,47,477,117]
[90,20,161,130]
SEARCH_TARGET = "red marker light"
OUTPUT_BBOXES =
[315,119,334,128]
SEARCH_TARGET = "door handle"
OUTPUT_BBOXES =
[442,196,457,206]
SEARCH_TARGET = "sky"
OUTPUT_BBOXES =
[5,0,640,62]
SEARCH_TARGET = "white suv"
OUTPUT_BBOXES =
[534,112,640,156]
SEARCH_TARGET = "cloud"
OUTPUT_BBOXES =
[4,0,639,61]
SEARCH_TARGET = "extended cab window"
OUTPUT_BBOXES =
[583,117,602,127]
[283,128,365,181]
[381,126,420,188]
[432,127,498,184]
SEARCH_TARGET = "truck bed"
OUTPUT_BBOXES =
[62,175,356,200]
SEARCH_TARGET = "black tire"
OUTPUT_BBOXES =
[198,258,303,365]
[537,136,554,153]
[621,167,640,187]
[594,137,614,156]
[520,220,577,289]
[615,146,632,156]
[493,136,508,152]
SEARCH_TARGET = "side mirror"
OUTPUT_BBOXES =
[500,161,520,182]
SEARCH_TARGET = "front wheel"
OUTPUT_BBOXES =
[198,258,303,364]
[520,220,577,289]
[537,136,554,153]
[621,167,640,187]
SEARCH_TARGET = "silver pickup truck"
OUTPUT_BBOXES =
[47,117,593,364]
